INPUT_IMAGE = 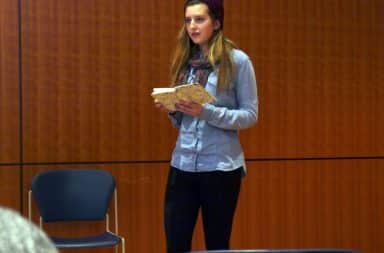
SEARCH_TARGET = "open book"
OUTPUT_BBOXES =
[151,83,216,111]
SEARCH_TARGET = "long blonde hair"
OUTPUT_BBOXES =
[170,2,236,92]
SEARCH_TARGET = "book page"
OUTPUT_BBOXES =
[152,87,175,94]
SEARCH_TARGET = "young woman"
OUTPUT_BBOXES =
[154,0,258,252]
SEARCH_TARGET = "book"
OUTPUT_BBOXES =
[151,83,216,111]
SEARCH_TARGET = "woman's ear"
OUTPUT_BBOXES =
[214,20,221,30]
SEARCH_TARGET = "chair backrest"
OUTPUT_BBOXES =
[31,169,115,222]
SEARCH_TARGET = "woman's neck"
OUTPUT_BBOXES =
[200,45,208,56]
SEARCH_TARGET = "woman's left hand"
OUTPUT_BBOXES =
[175,100,203,117]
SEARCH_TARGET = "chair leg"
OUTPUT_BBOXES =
[121,237,126,253]
[115,238,125,253]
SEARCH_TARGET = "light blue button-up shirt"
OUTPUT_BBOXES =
[169,49,258,175]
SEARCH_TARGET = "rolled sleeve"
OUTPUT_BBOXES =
[199,57,258,130]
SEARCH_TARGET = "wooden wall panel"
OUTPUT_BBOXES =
[21,0,383,163]
[230,160,383,253]
[0,166,20,209]
[21,0,181,163]
[22,160,383,253]
[0,0,20,163]
[227,0,384,158]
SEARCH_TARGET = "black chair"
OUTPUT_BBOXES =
[187,250,359,253]
[28,168,125,253]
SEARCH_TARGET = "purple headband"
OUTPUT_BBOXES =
[185,0,224,29]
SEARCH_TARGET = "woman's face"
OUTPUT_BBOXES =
[184,3,220,53]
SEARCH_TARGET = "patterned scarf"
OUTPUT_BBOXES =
[177,51,214,87]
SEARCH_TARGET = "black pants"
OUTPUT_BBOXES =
[164,166,242,253]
